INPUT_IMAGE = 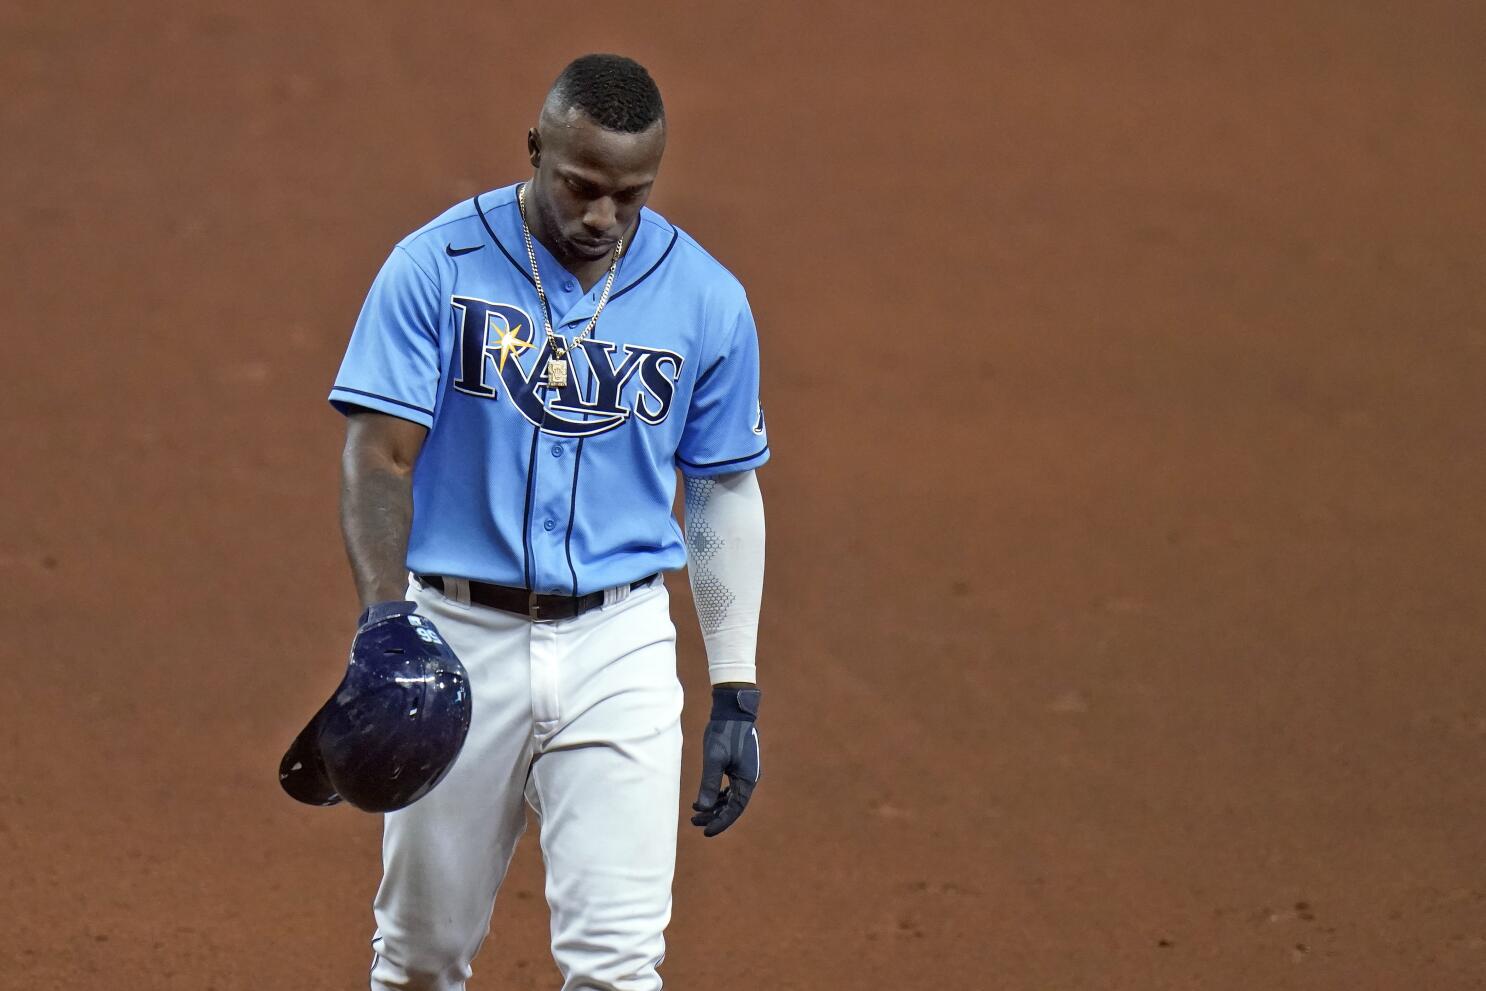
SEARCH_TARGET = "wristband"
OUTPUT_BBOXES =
[358,599,418,630]
[709,685,762,722]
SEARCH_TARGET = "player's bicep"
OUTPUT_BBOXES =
[330,245,443,429]
[343,409,428,475]
[677,301,770,477]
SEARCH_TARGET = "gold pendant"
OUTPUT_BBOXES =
[547,357,569,387]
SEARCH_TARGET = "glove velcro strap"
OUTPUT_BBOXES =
[709,686,761,722]
[358,599,418,630]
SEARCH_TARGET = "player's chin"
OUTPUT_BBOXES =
[567,235,617,260]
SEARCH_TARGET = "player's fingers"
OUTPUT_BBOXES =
[693,763,725,814]
[701,793,744,836]
[691,785,729,825]
[702,777,754,837]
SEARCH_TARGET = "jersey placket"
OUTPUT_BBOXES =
[527,279,597,596]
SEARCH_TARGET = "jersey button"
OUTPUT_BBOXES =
[543,519,555,531]
[562,279,576,292]
[551,444,563,458]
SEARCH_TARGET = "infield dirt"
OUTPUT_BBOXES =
[3,2,1484,989]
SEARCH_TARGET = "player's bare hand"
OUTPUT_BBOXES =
[691,685,761,837]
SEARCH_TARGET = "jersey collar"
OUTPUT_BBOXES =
[474,183,678,326]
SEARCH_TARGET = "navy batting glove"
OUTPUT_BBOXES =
[358,600,418,630]
[691,686,762,837]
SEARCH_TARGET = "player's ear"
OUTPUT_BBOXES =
[527,128,541,168]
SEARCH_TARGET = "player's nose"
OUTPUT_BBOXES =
[583,197,617,234]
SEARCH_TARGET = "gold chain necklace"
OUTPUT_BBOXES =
[517,182,624,388]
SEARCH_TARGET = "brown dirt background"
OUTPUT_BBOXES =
[3,1,1484,988]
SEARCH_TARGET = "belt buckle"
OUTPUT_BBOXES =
[527,591,548,623]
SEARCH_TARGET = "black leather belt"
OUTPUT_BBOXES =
[416,574,658,622]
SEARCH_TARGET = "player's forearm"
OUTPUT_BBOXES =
[683,470,765,685]
[340,431,420,608]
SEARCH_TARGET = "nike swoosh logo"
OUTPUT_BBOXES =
[445,243,484,257]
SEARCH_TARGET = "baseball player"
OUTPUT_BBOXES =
[328,54,768,991]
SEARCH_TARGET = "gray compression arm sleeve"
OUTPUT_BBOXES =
[683,469,766,685]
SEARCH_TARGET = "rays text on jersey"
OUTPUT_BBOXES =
[450,295,685,438]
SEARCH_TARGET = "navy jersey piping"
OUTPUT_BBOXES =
[330,386,434,418]
[476,189,678,301]
[564,438,586,597]
[520,426,541,588]
[677,444,770,471]
[474,192,537,288]
[610,227,679,302]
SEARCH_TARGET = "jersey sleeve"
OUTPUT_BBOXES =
[329,245,442,428]
[676,296,771,477]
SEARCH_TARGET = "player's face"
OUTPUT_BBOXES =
[528,110,666,265]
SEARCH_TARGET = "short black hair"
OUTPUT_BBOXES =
[546,54,664,133]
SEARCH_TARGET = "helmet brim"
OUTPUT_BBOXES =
[278,705,343,807]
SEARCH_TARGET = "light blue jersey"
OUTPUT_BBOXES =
[331,183,769,596]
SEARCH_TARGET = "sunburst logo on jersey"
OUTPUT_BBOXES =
[492,316,533,372]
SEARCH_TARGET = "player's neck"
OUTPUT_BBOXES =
[525,189,637,294]
[544,230,636,295]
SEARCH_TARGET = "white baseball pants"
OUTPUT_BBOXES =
[369,577,683,991]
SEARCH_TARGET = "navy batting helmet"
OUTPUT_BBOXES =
[279,601,472,813]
